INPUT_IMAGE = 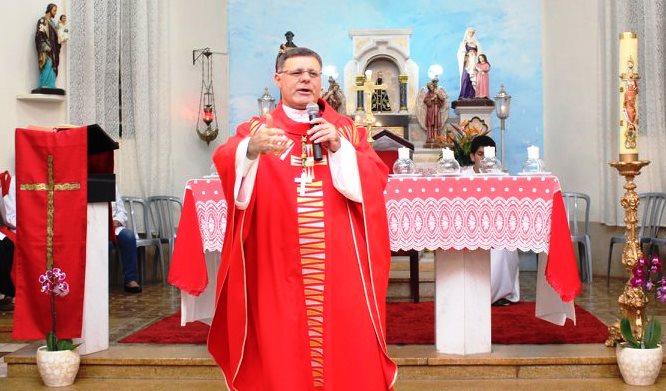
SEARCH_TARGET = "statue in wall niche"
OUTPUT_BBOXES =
[371,71,392,112]
[322,77,346,114]
[33,3,65,95]
[457,27,482,100]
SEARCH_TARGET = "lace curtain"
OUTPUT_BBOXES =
[68,0,172,197]
[600,1,666,225]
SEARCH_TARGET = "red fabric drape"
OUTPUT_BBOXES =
[546,191,583,302]
[167,188,208,295]
[0,171,10,196]
[13,127,88,339]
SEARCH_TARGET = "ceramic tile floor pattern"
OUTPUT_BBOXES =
[4,256,666,345]
[1,255,665,389]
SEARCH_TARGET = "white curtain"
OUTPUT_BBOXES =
[68,0,120,139]
[68,0,172,198]
[600,1,666,225]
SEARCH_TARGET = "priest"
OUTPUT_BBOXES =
[209,47,397,390]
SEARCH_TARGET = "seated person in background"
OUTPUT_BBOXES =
[0,173,16,311]
[111,188,141,293]
[463,135,520,306]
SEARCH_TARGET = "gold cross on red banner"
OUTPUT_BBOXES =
[20,155,81,268]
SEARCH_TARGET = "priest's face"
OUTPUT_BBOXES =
[275,56,322,110]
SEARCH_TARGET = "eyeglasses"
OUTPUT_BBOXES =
[278,69,322,79]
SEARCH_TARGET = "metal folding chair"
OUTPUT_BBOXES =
[122,196,166,285]
[562,192,592,283]
[148,195,183,262]
[607,192,666,285]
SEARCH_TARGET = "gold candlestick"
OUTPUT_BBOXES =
[605,159,650,346]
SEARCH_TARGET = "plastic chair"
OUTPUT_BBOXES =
[122,196,166,285]
[607,192,666,285]
[148,196,183,262]
[562,192,592,283]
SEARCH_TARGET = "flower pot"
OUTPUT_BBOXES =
[35,346,80,387]
[616,343,663,386]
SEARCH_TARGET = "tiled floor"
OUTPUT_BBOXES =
[2,256,666,346]
[1,254,665,387]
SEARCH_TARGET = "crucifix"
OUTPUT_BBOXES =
[352,70,388,114]
[292,141,327,196]
[20,154,81,269]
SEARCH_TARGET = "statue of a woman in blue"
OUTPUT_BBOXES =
[33,4,64,94]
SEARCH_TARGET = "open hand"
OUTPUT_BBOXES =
[247,113,289,159]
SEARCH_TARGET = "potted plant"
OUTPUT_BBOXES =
[35,267,81,387]
[437,119,490,167]
[616,253,665,386]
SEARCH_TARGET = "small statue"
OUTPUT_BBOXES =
[416,78,449,148]
[57,14,69,44]
[371,71,392,112]
[457,27,482,99]
[322,77,346,114]
[474,54,491,98]
[279,31,297,54]
[34,3,64,93]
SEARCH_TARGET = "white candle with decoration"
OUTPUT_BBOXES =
[619,32,639,160]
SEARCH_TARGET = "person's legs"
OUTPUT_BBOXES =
[0,237,15,311]
[0,237,15,297]
[490,249,520,305]
[116,228,141,292]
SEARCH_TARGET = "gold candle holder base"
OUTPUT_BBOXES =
[605,159,650,347]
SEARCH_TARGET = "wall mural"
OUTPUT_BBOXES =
[228,0,542,174]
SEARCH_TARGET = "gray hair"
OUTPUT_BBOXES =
[276,47,322,72]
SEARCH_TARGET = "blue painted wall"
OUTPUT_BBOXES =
[228,0,542,173]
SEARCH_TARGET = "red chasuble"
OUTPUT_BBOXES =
[208,100,397,390]
[13,127,88,340]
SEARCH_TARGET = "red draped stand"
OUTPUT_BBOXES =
[12,125,117,354]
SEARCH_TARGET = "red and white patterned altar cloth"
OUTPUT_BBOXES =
[385,175,581,303]
[385,175,558,253]
[187,178,227,253]
[169,174,581,304]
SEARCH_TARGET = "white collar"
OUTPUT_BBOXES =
[282,105,310,123]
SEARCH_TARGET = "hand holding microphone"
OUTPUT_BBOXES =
[306,102,341,161]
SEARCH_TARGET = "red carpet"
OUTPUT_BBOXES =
[119,302,608,345]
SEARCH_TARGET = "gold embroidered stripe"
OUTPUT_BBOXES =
[296,179,326,387]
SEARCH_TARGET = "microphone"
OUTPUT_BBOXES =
[306,102,323,161]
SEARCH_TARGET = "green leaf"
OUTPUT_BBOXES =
[46,331,57,351]
[642,318,662,349]
[620,318,640,348]
[56,339,75,351]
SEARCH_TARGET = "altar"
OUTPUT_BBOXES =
[168,174,580,355]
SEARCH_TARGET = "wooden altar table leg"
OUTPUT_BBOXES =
[435,249,491,354]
